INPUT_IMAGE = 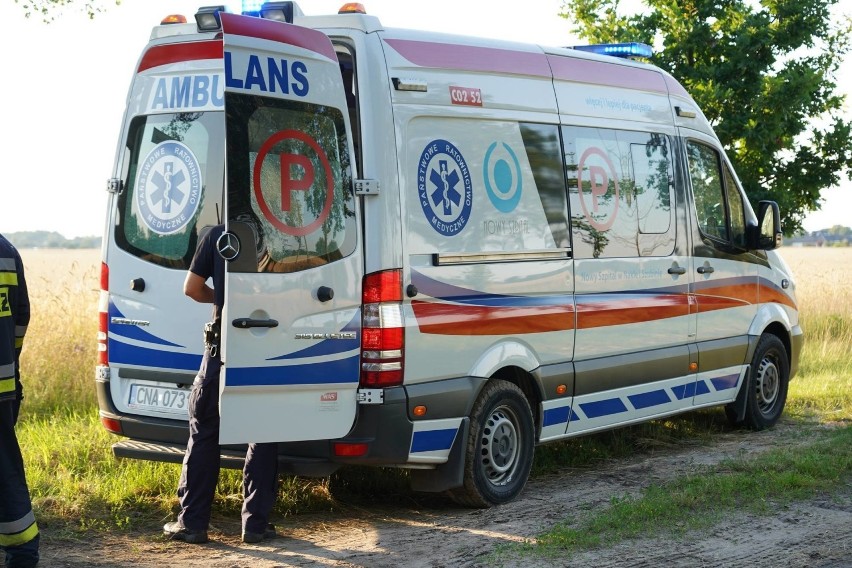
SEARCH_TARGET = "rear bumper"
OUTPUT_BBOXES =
[98,377,415,475]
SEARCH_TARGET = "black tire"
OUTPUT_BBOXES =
[742,334,790,430]
[446,379,535,508]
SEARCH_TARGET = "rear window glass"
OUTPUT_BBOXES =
[115,112,225,269]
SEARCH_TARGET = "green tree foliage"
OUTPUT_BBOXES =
[561,0,852,233]
[14,0,119,21]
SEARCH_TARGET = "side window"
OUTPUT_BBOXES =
[686,141,728,241]
[724,166,747,248]
[565,126,674,259]
[686,140,747,248]
[520,123,570,249]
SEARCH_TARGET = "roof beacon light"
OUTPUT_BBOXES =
[573,42,653,60]
[161,14,188,25]
[260,2,304,23]
[339,3,367,14]
[195,5,226,32]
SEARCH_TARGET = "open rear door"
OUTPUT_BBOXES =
[219,13,361,444]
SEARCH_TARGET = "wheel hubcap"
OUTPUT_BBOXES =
[755,354,780,414]
[480,406,520,486]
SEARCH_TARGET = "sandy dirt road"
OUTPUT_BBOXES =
[37,421,852,568]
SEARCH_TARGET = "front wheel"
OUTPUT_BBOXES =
[447,380,535,508]
[741,334,790,430]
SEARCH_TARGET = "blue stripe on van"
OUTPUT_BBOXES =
[411,428,457,453]
[628,389,671,409]
[109,304,184,348]
[543,405,580,426]
[226,356,359,386]
[711,373,740,391]
[267,313,361,361]
[109,339,201,371]
[543,406,569,426]
[580,397,628,418]
[671,380,711,400]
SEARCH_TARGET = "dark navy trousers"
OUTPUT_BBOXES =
[176,349,278,534]
[0,400,39,568]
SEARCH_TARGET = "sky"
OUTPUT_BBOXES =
[1,0,849,238]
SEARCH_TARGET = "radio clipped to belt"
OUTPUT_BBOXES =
[203,320,221,358]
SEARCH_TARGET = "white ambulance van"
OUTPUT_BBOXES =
[96,2,803,507]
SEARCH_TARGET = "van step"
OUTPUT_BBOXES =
[112,439,341,477]
[113,439,246,469]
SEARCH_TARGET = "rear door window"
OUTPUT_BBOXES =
[115,112,225,269]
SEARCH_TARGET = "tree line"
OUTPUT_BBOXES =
[7,231,101,249]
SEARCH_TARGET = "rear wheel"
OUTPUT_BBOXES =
[742,334,790,430]
[447,379,534,508]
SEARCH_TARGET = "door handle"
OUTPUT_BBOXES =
[232,318,279,329]
[697,265,715,275]
[667,265,687,275]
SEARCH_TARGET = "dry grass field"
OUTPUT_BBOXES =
[18,248,101,413]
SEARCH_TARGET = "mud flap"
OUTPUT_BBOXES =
[727,367,751,423]
[409,418,469,493]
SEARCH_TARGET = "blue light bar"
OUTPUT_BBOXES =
[242,0,264,12]
[573,42,653,59]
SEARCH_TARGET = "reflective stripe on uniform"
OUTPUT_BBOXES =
[15,325,26,349]
[0,362,14,394]
[0,258,15,271]
[0,511,39,547]
[0,272,17,286]
[1,362,14,379]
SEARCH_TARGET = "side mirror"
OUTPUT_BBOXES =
[747,200,782,250]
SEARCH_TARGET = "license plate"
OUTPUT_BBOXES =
[128,384,189,416]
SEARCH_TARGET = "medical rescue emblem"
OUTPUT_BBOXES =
[417,140,473,236]
[135,141,203,235]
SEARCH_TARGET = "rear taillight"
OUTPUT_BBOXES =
[98,262,109,366]
[360,269,404,387]
[100,415,122,435]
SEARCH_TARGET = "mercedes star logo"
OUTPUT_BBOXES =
[216,231,240,261]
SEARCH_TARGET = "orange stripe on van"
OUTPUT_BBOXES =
[576,294,690,329]
[411,301,574,335]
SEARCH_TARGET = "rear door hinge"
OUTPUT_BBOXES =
[354,179,379,196]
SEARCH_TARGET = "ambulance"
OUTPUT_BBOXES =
[96,1,803,507]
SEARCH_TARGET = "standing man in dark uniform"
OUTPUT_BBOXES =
[0,234,39,568]
[163,225,279,544]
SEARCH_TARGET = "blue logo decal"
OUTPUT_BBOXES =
[483,142,522,213]
[417,140,472,236]
[136,141,203,235]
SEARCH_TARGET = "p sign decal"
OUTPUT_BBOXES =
[577,147,619,231]
[253,130,334,237]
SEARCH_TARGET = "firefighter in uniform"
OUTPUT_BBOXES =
[163,225,279,544]
[0,234,38,568]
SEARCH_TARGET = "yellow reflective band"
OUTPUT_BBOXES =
[0,377,15,394]
[0,521,39,547]
[15,337,24,348]
[0,272,17,286]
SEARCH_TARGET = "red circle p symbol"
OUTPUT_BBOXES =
[577,147,619,232]
[253,130,334,237]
